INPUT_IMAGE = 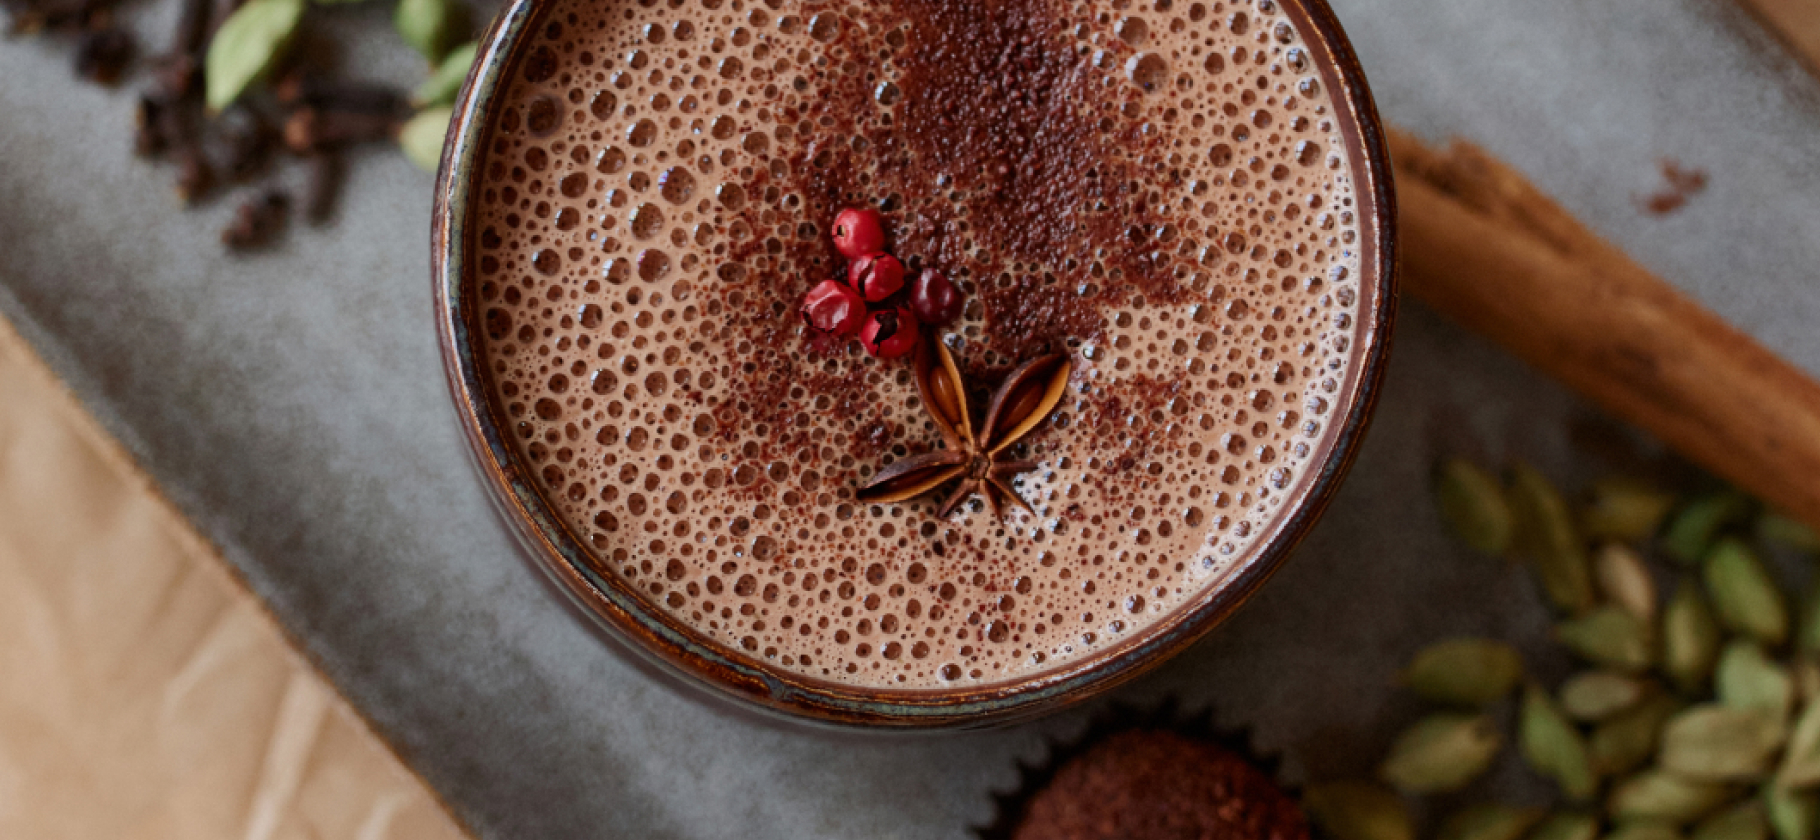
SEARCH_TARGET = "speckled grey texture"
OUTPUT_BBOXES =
[2,0,1818,835]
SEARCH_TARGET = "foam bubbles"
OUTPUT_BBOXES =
[469,0,1367,690]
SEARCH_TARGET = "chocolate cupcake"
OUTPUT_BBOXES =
[980,703,1309,840]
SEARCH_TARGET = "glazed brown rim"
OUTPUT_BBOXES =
[432,0,1398,729]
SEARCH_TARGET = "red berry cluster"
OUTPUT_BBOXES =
[799,207,964,359]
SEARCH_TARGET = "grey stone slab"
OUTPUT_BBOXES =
[1,0,1816,835]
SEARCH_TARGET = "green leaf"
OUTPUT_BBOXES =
[1706,538,1789,646]
[1718,642,1795,724]
[413,41,477,107]
[1439,804,1545,840]
[1763,782,1818,840]
[1693,802,1769,840]
[1663,492,1751,566]
[1610,770,1735,825]
[1779,702,1820,789]
[1520,684,1598,801]
[1400,638,1525,707]
[1509,463,1593,613]
[1584,477,1676,543]
[1598,542,1660,622]
[1379,714,1503,794]
[1438,459,1515,554]
[1798,588,1820,655]
[1759,512,1820,554]
[1665,581,1724,693]
[1527,813,1600,840]
[1560,670,1651,722]
[1303,781,1413,840]
[1595,696,1687,778]
[1660,704,1787,780]
[1795,659,1820,707]
[395,0,455,63]
[1556,606,1655,672]
[400,106,453,172]
[204,0,305,112]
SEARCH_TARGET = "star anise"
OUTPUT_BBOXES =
[857,337,1072,518]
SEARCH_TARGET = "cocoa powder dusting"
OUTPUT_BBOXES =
[1010,729,1310,840]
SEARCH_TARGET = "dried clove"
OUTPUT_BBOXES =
[221,190,288,249]
[73,27,133,84]
[283,106,400,153]
[303,151,342,224]
[213,104,276,182]
[275,71,408,116]
[173,147,214,203]
[134,94,170,157]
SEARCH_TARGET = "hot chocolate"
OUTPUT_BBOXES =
[463,0,1375,692]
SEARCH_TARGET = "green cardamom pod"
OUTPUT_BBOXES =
[1705,538,1789,646]
[1660,704,1786,780]
[1509,463,1594,613]
[203,0,305,112]
[413,41,477,108]
[1520,684,1598,801]
[1527,813,1600,840]
[1379,713,1503,794]
[1718,642,1794,724]
[1438,459,1515,555]
[1798,588,1820,655]
[401,106,454,173]
[1757,512,1820,554]
[1763,782,1819,840]
[1439,804,1545,840]
[1663,492,1751,566]
[1400,638,1525,707]
[1557,606,1655,672]
[1584,477,1676,544]
[1610,821,1690,840]
[1778,702,1820,789]
[1303,780,1414,840]
[1610,770,1735,824]
[1594,696,1686,778]
[1598,542,1660,622]
[1693,802,1769,840]
[395,0,455,63]
[1560,670,1651,722]
[1665,581,1724,693]
[1793,659,1820,705]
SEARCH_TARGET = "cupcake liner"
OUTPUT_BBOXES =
[975,698,1294,840]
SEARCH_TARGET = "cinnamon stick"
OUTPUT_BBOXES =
[1389,129,1820,528]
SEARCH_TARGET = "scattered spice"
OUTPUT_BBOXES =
[1639,159,1708,215]
[858,306,919,358]
[1303,461,1820,840]
[857,338,1069,519]
[799,278,865,337]
[220,189,288,249]
[73,27,134,84]
[848,251,906,302]
[4,0,478,251]
[909,268,962,327]
[831,206,885,259]
[798,205,968,356]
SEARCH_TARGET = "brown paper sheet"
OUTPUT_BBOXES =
[1738,0,1820,74]
[0,317,469,840]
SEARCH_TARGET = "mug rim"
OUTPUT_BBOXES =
[431,0,1399,729]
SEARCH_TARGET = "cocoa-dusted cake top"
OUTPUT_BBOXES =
[1009,728,1310,840]
[470,0,1368,689]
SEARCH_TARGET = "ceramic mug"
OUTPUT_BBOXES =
[432,0,1397,729]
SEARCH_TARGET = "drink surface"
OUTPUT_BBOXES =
[468,0,1369,689]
